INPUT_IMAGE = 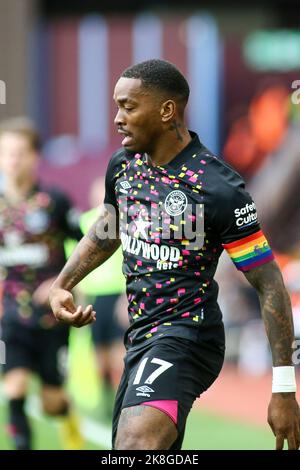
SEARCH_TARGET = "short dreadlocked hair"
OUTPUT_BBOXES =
[121,59,190,108]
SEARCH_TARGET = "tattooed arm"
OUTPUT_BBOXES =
[244,260,294,366]
[244,260,300,450]
[49,206,120,327]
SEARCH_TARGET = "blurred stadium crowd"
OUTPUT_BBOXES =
[0,0,300,449]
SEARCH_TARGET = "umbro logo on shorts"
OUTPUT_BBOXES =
[135,385,154,397]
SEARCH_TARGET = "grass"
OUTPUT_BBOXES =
[183,409,274,450]
[0,399,275,450]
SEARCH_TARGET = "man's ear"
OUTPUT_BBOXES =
[160,100,176,123]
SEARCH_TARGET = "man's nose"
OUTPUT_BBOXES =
[114,108,125,126]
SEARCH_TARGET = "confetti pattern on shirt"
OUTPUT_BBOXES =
[104,133,266,349]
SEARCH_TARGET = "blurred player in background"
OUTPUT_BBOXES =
[50,60,300,450]
[66,177,128,420]
[0,117,83,450]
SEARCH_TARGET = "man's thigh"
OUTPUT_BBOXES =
[113,337,224,449]
[115,404,177,450]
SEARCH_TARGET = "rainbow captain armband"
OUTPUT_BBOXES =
[222,229,274,272]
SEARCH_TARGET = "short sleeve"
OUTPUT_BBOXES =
[210,161,274,272]
[104,149,128,210]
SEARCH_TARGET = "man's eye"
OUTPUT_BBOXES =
[125,107,134,111]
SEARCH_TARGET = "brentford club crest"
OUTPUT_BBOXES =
[164,190,188,216]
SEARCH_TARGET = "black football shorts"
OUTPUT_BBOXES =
[1,314,69,387]
[112,335,225,450]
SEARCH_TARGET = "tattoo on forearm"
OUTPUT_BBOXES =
[57,211,120,290]
[169,120,183,141]
[62,245,96,289]
[244,261,294,366]
[87,220,118,251]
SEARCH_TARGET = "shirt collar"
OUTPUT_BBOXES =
[153,131,204,170]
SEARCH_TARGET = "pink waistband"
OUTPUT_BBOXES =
[142,400,178,425]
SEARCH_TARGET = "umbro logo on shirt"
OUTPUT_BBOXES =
[119,181,131,194]
[136,385,155,397]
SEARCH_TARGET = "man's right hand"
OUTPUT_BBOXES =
[49,287,96,327]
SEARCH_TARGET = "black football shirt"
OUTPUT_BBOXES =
[104,132,274,350]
